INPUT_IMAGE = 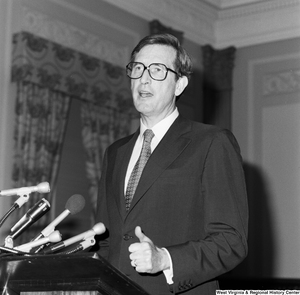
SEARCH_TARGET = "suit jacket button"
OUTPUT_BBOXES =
[123,234,133,241]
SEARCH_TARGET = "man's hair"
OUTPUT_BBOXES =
[130,33,193,81]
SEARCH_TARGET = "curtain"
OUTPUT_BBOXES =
[11,82,71,243]
[77,45,136,222]
[10,32,135,240]
[81,103,135,221]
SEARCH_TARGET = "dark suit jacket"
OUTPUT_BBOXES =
[95,115,248,295]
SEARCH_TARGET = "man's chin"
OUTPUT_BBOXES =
[134,101,153,114]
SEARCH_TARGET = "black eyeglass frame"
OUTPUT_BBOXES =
[126,62,180,81]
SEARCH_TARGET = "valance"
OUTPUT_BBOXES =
[11,31,135,114]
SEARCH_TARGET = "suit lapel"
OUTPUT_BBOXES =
[126,116,192,215]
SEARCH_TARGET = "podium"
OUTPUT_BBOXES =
[0,252,150,295]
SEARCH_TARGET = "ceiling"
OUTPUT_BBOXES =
[103,0,300,48]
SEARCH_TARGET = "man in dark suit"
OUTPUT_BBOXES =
[95,33,248,294]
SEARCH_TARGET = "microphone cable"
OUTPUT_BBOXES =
[0,203,18,228]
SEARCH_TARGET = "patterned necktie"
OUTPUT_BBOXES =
[125,129,155,211]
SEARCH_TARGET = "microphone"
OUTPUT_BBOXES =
[31,194,85,242]
[8,198,51,240]
[14,230,61,253]
[43,222,105,254]
[61,238,96,255]
[0,182,50,197]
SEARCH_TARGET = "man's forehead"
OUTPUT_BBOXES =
[135,44,176,65]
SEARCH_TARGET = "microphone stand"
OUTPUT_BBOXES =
[0,245,31,257]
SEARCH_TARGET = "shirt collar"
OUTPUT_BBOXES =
[139,108,179,142]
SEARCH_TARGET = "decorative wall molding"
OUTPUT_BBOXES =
[247,52,300,161]
[103,0,300,48]
[263,69,300,96]
[21,5,130,67]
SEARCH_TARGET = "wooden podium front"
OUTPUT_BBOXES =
[0,252,150,295]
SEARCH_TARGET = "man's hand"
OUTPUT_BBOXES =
[128,226,170,273]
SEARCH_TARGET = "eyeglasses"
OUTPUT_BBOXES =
[126,62,180,81]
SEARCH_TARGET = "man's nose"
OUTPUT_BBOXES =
[140,68,151,84]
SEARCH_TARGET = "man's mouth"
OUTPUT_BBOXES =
[139,90,153,98]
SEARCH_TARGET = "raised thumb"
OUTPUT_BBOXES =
[135,226,149,243]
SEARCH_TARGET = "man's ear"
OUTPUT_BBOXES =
[175,76,189,97]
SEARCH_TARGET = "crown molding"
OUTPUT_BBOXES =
[205,0,264,9]
[103,0,300,48]
[216,0,300,48]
